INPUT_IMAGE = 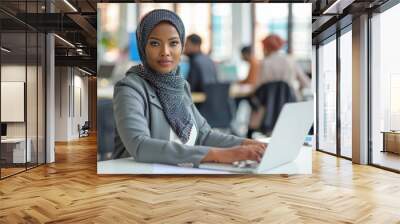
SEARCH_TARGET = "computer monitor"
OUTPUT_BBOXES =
[1,123,7,137]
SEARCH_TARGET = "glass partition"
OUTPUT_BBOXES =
[317,37,337,155]
[38,32,45,165]
[339,29,352,158]
[0,0,46,179]
[27,30,38,169]
[371,4,400,171]
[1,31,28,177]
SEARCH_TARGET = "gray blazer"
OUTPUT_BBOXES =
[112,67,245,168]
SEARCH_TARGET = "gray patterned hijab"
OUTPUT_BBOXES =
[133,9,193,143]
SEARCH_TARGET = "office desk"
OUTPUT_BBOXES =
[97,146,312,175]
[381,131,400,154]
[229,83,254,98]
[1,138,31,163]
[191,92,207,103]
[192,83,254,104]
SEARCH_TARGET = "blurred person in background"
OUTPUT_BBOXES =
[184,34,218,92]
[239,45,260,87]
[113,9,266,168]
[246,34,311,138]
[258,34,310,99]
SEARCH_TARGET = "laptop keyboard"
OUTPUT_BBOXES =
[200,161,259,173]
[233,160,259,168]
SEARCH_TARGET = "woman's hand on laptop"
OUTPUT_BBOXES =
[241,139,268,149]
[202,144,266,164]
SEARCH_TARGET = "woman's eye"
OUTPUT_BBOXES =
[170,41,179,47]
[149,41,159,46]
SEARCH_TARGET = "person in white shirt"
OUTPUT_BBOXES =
[258,34,310,100]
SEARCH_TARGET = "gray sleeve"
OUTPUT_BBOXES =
[113,85,209,168]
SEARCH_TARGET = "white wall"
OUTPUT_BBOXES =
[55,67,89,141]
[1,64,46,163]
[1,65,38,138]
[72,73,89,138]
[55,66,69,141]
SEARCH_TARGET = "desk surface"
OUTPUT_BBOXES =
[97,145,312,175]
[191,83,254,104]
[1,138,27,143]
[381,131,400,134]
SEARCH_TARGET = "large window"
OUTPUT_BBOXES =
[138,3,174,20]
[292,3,312,61]
[339,29,352,158]
[317,37,337,155]
[211,3,232,62]
[316,28,353,159]
[176,3,211,54]
[254,4,288,60]
[371,3,400,171]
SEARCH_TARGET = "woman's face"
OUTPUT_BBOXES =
[145,22,182,74]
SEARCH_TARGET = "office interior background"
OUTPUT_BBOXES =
[0,0,398,177]
[0,0,398,223]
[96,2,313,165]
[0,0,97,179]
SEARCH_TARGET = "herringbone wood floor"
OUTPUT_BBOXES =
[1,134,400,224]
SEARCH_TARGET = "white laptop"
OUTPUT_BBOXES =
[199,100,314,174]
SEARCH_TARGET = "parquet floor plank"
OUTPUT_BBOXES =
[0,134,399,223]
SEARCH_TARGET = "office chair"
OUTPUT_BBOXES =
[78,121,90,138]
[98,98,115,161]
[198,83,235,132]
[248,81,297,136]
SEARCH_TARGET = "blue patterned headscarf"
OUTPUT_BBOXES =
[133,9,193,143]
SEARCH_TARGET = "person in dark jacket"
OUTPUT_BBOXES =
[184,34,218,92]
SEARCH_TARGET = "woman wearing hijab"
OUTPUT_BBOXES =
[113,9,266,168]
[258,34,310,99]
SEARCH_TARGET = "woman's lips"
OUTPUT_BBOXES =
[158,60,173,67]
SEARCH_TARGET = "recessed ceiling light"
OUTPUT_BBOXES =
[54,34,75,48]
[1,47,11,53]
[63,0,78,12]
[323,0,354,15]
[78,67,92,76]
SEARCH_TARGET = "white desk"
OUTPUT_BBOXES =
[191,83,254,104]
[1,138,31,163]
[97,146,312,175]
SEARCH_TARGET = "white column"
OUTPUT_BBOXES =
[54,67,74,141]
[231,3,252,63]
[312,45,317,150]
[352,14,369,164]
[46,33,55,163]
